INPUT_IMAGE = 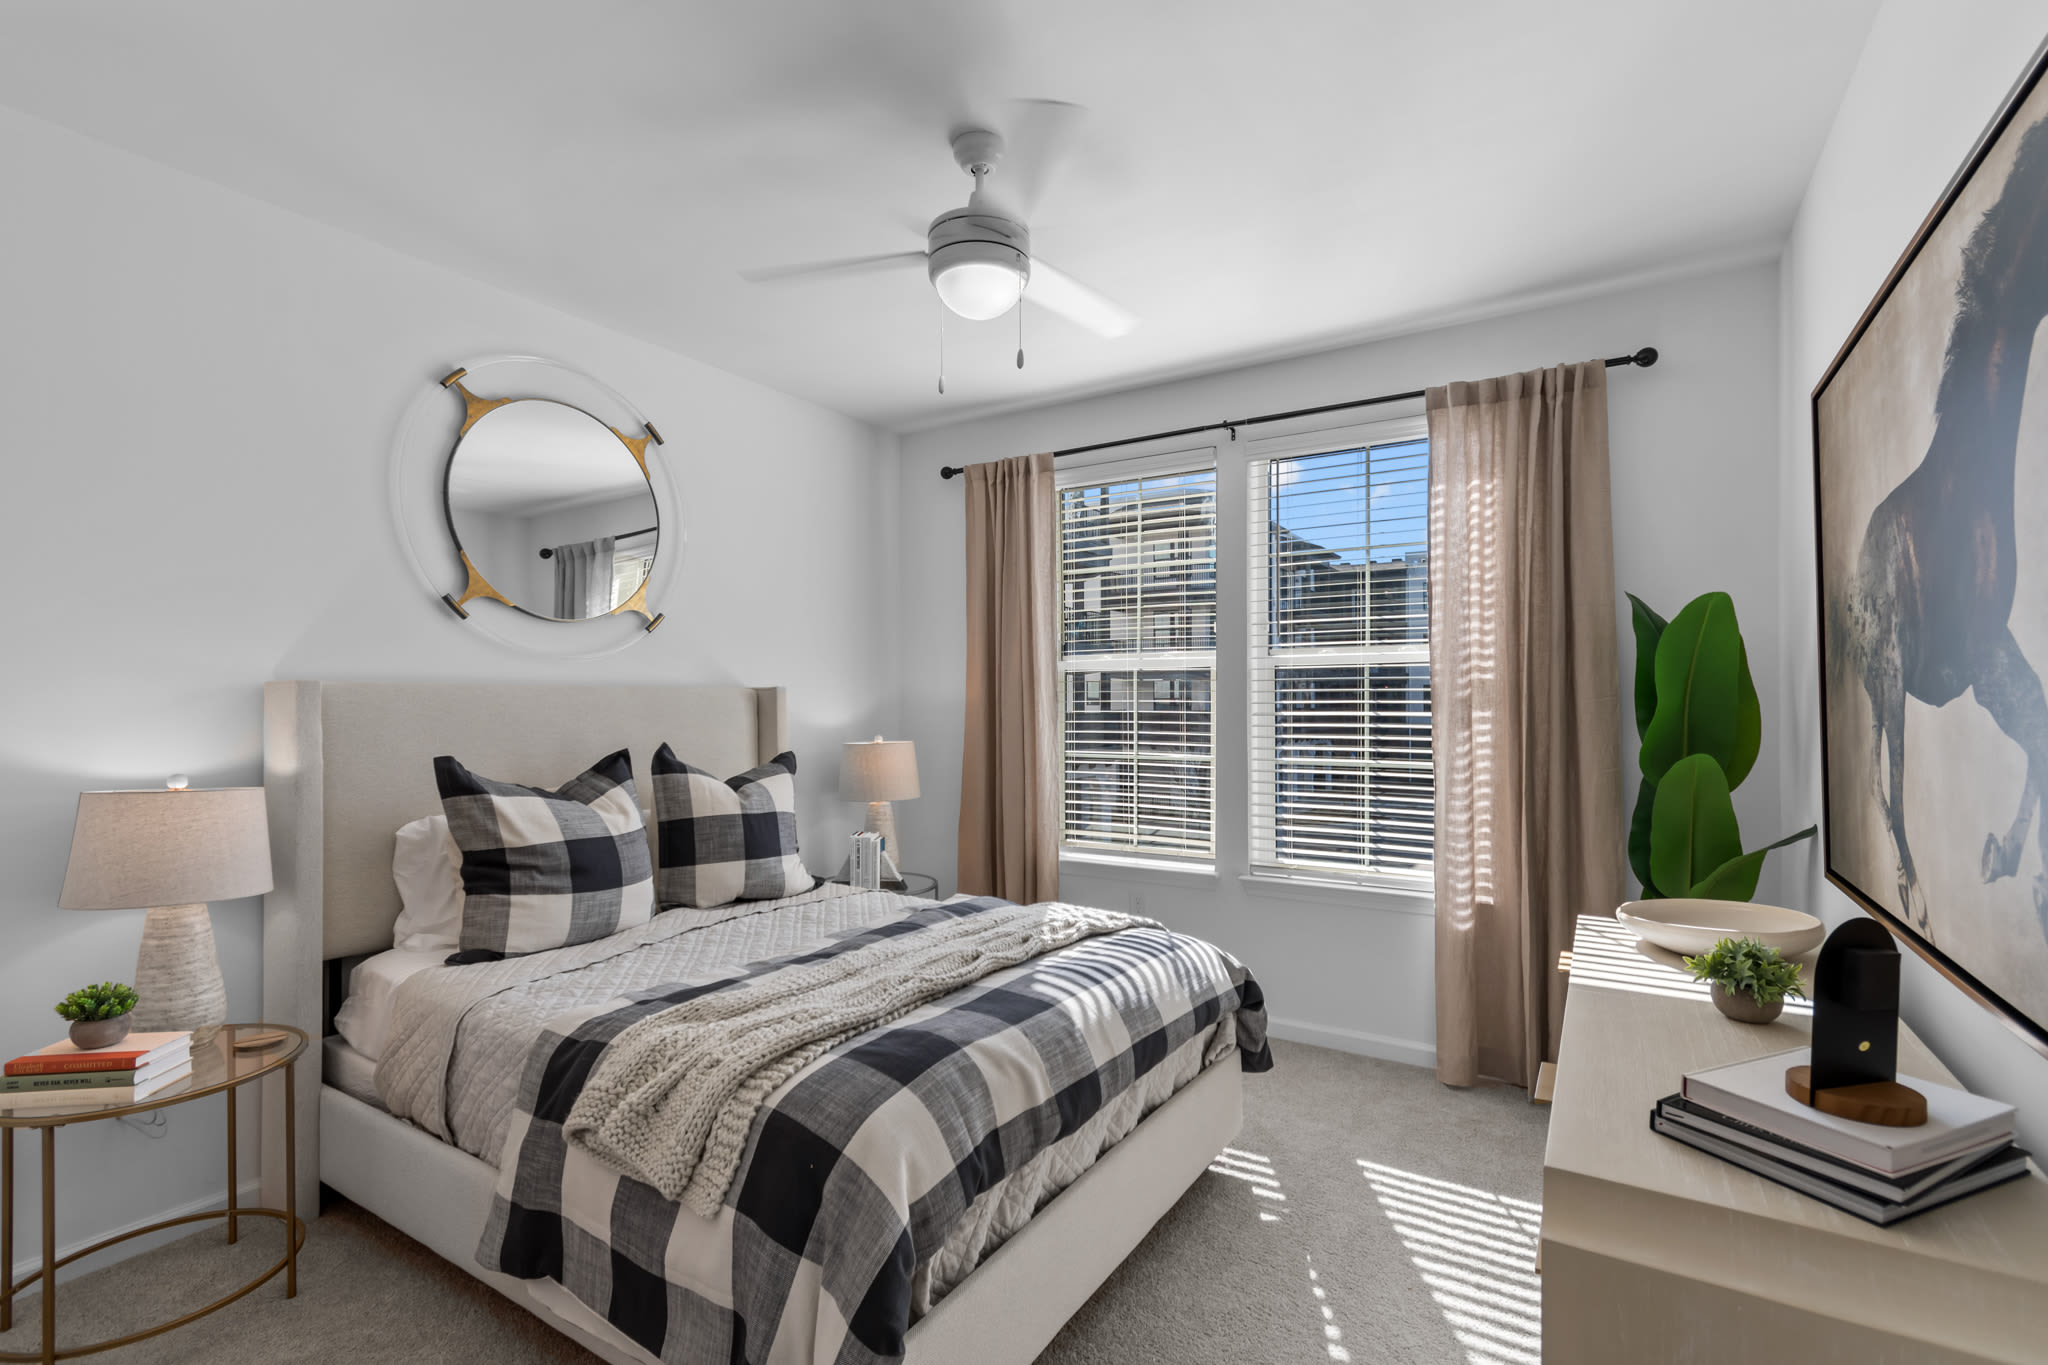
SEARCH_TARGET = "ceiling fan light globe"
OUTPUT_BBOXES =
[929,241,1027,321]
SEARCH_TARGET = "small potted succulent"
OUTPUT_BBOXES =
[1684,937,1805,1023]
[55,981,139,1050]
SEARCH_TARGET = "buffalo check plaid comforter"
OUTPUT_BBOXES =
[476,897,1271,1364]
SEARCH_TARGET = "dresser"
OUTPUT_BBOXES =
[1543,915,2048,1364]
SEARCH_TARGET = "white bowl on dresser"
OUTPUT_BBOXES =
[1613,898,1826,958]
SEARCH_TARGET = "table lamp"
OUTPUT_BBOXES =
[58,777,273,1031]
[840,737,920,880]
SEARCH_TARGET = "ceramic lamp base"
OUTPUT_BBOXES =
[129,903,228,1032]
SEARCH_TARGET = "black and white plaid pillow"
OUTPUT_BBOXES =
[650,745,813,909]
[434,749,655,958]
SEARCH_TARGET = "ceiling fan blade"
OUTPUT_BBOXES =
[990,99,1088,219]
[740,251,927,284]
[1027,260,1137,338]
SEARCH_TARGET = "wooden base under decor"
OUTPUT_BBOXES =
[1785,1065,1928,1126]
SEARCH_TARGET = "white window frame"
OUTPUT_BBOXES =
[609,530,657,612]
[1245,413,1433,892]
[1055,446,1220,870]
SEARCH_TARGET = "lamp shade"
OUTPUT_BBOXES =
[59,786,273,910]
[840,738,920,803]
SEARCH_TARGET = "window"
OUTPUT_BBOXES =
[610,530,657,611]
[1058,463,1217,859]
[1248,433,1432,881]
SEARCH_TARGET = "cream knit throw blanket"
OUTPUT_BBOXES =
[562,902,1150,1216]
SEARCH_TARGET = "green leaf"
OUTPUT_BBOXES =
[1626,593,1669,742]
[1725,637,1762,792]
[1691,849,1766,902]
[1641,592,1746,784]
[1628,774,1659,893]
[1649,754,1744,898]
[1689,824,1820,902]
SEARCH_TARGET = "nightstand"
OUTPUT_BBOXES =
[826,870,940,900]
[0,1023,308,1364]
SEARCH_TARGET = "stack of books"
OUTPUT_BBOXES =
[1,1032,194,1109]
[1652,1047,2030,1225]
[848,829,889,891]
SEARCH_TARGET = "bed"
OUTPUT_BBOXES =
[259,680,1256,1365]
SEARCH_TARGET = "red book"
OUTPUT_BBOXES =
[4,1032,191,1076]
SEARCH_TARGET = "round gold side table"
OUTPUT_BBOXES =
[0,1023,308,1364]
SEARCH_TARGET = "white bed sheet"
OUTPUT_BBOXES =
[332,945,452,1061]
[322,1033,383,1107]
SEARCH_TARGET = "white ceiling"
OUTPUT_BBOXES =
[0,1,1878,431]
[448,401,654,518]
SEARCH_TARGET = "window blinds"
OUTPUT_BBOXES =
[1058,466,1217,857]
[1248,438,1433,880]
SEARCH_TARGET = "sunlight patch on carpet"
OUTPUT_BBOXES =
[1207,1147,1352,1358]
[1358,1159,1543,1364]
[1209,1146,1286,1221]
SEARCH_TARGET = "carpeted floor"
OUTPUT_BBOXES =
[0,1039,1548,1364]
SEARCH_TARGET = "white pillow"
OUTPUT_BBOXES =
[332,945,451,1060]
[391,815,463,951]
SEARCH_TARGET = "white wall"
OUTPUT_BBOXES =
[1778,0,2048,1154]
[0,105,897,1274]
[896,261,1784,1066]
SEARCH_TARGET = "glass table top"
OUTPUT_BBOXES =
[0,1023,307,1128]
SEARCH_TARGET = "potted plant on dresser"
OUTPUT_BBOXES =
[1684,937,1806,1024]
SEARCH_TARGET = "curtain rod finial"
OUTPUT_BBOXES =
[1632,346,1659,368]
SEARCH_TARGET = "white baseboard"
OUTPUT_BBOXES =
[1266,1015,1436,1070]
[10,1176,264,1286]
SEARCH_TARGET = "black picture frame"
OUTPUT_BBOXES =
[1811,35,2048,1063]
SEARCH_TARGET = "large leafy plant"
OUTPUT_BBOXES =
[1628,591,1815,899]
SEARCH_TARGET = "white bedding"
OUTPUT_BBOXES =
[332,945,452,1060]
[322,1034,382,1107]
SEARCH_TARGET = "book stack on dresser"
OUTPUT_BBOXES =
[1652,1046,2028,1225]
[0,1032,193,1109]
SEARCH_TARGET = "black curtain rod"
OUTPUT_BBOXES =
[937,347,1658,479]
[536,526,657,559]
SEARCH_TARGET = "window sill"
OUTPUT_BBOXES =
[1238,872,1434,916]
[1059,851,1220,888]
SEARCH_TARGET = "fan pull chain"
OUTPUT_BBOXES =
[1016,287,1025,370]
[938,310,946,395]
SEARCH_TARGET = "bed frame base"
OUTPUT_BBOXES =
[321,1058,1242,1364]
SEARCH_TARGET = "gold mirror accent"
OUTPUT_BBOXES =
[436,367,665,629]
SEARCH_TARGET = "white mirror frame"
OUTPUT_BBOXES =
[390,355,685,658]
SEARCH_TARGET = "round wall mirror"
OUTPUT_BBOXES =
[438,371,665,628]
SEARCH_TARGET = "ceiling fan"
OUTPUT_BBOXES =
[741,107,1138,346]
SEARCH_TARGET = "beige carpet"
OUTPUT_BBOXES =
[0,1039,1549,1364]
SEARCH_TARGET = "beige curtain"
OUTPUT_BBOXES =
[958,452,1060,903]
[1428,363,1625,1089]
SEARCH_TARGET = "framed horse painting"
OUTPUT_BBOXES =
[1814,41,2048,1059]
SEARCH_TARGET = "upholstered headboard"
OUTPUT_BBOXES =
[258,679,788,1209]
